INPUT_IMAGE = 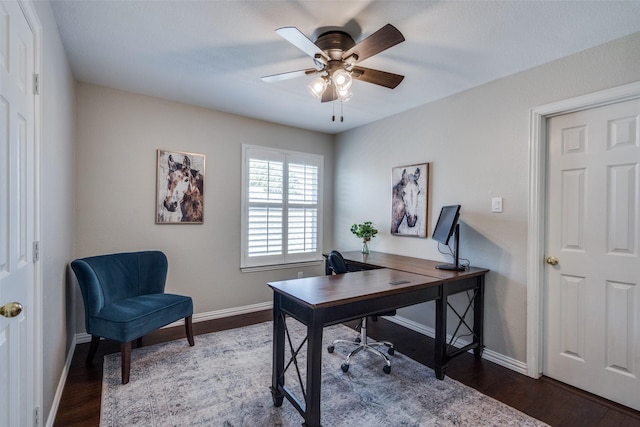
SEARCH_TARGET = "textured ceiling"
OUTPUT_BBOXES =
[50,1,640,134]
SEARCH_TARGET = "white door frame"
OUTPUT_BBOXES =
[18,0,43,420]
[526,81,640,378]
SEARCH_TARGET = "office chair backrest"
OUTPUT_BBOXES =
[327,250,348,274]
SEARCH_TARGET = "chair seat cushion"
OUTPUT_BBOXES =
[89,293,193,343]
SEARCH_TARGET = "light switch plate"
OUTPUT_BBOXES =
[492,197,503,213]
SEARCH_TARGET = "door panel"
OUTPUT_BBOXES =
[0,1,34,425]
[559,274,585,361]
[545,99,640,411]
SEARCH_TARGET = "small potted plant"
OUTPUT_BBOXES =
[351,221,378,254]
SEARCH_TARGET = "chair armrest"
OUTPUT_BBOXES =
[71,260,106,317]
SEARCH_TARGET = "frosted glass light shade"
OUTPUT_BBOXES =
[332,69,352,91]
[308,77,327,98]
[337,87,352,102]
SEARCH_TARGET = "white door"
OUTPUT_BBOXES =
[0,1,36,425]
[545,98,640,410]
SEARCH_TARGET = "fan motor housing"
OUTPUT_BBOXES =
[315,31,355,60]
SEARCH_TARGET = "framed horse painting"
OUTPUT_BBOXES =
[156,149,205,224]
[391,163,429,237]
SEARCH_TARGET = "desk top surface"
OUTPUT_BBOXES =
[268,268,441,308]
[338,251,489,281]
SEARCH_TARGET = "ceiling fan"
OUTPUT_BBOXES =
[261,24,405,103]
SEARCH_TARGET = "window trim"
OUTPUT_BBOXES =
[240,144,323,269]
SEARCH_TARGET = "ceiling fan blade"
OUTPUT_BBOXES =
[351,66,405,89]
[321,84,338,103]
[342,24,405,63]
[276,27,330,63]
[261,68,319,83]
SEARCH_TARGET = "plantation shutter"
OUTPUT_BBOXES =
[242,146,323,268]
[287,156,319,258]
[248,156,284,258]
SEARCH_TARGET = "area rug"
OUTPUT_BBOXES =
[101,320,547,426]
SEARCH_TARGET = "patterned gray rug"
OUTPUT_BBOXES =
[101,320,547,426]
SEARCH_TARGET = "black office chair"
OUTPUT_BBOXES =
[326,250,395,374]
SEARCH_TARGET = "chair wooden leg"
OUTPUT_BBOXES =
[86,335,100,365]
[185,315,195,346]
[136,337,143,348]
[121,341,132,385]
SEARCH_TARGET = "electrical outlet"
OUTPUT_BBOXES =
[492,197,503,213]
[297,272,303,279]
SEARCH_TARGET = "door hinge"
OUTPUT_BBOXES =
[33,241,40,262]
[33,73,39,95]
[33,406,40,427]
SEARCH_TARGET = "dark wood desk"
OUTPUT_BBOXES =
[268,252,489,427]
[335,251,489,375]
[333,251,489,281]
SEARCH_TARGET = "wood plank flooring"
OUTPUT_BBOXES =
[53,311,640,426]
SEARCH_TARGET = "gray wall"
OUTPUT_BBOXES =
[73,83,334,329]
[32,1,76,423]
[333,32,640,362]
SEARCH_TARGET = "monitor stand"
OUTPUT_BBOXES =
[436,223,466,271]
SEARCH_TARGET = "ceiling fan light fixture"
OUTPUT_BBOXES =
[263,24,405,107]
[332,68,352,91]
[308,76,328,98]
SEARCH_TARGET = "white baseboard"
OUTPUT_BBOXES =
[384,314,529,375]
[45,334,77,427]
[74,302,528,375]
[190,301,273,323]
[74,301,273,344]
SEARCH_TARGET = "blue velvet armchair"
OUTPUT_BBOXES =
[71,251,194,384]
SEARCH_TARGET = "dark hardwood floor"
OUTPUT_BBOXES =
[54,311,640,426]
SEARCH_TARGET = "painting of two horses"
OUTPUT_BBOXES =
[157,150,205,224]
[391,163,429,237]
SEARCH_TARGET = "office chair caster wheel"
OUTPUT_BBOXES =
[327,345,335,353]
[383,365,391,374]
[388,347,395,356]
[341,363,350,372]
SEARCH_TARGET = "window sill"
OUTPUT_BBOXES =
[241,259,324,273]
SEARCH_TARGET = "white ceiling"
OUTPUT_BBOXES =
[50,1,640,134]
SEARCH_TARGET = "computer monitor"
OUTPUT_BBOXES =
[432,205,465,271]
[432,205,460,245]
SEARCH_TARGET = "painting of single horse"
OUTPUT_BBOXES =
[391,163,429,236]
[157,150,205,224]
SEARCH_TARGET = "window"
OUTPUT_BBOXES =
[241,145,323,268]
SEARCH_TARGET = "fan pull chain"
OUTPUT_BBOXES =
[330,102,345,122]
